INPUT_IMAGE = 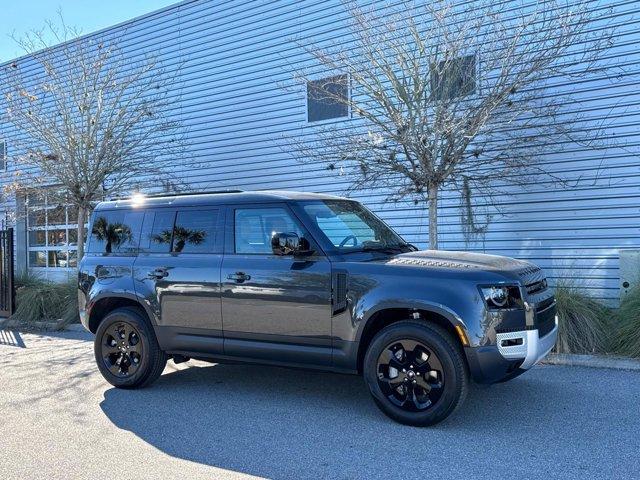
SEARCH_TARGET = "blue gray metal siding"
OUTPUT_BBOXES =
[1,0,639,301]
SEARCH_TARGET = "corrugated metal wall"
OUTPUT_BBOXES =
[1,0,639,301]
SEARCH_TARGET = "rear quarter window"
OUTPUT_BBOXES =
[87,210,144,255]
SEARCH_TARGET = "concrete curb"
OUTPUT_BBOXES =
[542,353,640,371]
[0,319,79,332]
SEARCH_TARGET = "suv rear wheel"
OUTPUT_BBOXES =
[363,320,468,426]
[94,307,167,389]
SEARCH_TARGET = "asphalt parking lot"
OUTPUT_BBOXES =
[1,328,639,480]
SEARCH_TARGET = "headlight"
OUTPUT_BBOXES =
[480,286,522,309]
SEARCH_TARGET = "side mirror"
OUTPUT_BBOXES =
[271,232,312,256]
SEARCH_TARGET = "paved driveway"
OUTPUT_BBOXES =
[1,328,639,480]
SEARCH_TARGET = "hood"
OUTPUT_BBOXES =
[386,250,541,277]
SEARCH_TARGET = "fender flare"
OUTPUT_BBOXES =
[87,291,158,329]
[354,299,469,346]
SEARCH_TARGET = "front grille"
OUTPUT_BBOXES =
[535,296,554,313]
[517,265,545,291]
[526,278,548,295]
[535,303,556,338]
[517,265,540,277]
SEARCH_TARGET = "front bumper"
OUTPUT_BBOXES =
[464,316,558,384]
[496,316,558,369]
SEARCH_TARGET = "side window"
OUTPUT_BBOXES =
[172,209,219,253]
[87,210,144,255]
[316,213,376,247]
[139,210,176,253]
[234,208,304,255]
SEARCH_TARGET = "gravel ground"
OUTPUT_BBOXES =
[1,328,639,480]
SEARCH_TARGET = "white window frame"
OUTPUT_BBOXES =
[26,189,81,270]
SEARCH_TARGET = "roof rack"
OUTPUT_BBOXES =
[114,189,244,200]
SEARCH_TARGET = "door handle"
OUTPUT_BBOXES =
[147,268,169,280]
[227,272,251,283]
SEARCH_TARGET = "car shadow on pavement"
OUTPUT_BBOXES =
[98,362,580,478]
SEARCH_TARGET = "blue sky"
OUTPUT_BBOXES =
[0,0,178,61]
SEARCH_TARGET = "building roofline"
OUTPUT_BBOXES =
[0,0,196,68]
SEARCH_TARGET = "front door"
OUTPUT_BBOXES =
[133,207,225,354]
[221,204,332,366]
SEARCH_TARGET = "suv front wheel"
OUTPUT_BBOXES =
[363,321,468,426]
[94,306,167,389]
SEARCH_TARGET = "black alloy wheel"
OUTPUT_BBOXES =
[94,306,167,389]
[101,322,143,377]
[376,339,445,412]
[363,320,468,426]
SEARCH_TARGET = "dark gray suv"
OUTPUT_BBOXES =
[79,190,557,426]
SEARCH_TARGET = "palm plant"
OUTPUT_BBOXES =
[91,216,132,253]
[152,228,206,252]
[172,227,206,252]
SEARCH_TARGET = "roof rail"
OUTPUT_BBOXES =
[113,189,244,200]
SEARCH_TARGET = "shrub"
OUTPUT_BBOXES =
[11,271,78,329]
[612,285,640,358]
[553,281,612,354]
[14,270,49,290]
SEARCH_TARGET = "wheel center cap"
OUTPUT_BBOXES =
[407,370,415,379]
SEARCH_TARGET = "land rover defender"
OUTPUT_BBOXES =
[79,190,557,426]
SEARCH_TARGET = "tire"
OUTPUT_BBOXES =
[363,320,468,426]
[94,306,167,389]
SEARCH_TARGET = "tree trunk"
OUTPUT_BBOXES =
[428,186,439,250]
[77,205,88,262]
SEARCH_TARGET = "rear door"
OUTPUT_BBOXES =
[220,203,332,366]
[133,206,225,355]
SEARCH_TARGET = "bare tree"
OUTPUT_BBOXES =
[2,17,184,259]
[292,0,616,249]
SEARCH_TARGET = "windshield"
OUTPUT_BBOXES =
[300,200,410,252]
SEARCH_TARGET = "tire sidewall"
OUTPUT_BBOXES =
[94,308,156,388]
[363,322,464,426]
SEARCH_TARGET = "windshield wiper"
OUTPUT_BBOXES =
[359,244,411,254]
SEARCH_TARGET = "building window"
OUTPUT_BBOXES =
[26,189,84,269]
[0,141,6,171]
[430,54,477,101]
[307,74,349,122]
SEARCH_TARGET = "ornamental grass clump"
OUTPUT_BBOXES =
[553,280,612,354]
[11,272,78,329]
[613,285,640,358]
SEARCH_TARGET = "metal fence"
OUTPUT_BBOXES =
[0,228,15,317]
